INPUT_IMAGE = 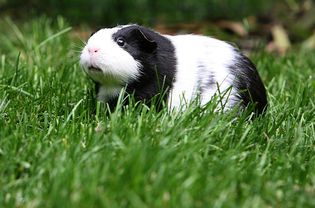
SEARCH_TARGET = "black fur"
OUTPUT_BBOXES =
[229,52,267,114]
[107,25,177,108]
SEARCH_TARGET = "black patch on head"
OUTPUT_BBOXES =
[106,25,177,108]
[114,27,158,53]
[90,31,97,37]
[90,28,101,37]
[229,51,267,114]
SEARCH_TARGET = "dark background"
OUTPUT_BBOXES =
[0,0,314,52]
[0,0,273,25]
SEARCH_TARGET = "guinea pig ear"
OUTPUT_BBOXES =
[133,28,157,53]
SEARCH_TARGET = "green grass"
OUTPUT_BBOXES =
[1,17,315,208]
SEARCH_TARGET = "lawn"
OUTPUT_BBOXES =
[0,17,315,207]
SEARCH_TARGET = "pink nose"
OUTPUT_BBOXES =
[88,47,100,55]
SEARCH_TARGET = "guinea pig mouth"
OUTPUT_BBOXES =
[88,66,102,72]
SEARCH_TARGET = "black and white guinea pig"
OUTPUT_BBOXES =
[80,24,267,113]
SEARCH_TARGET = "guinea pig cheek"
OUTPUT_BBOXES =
[102,47,142,82]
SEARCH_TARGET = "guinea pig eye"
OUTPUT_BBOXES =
[116,37,126,47]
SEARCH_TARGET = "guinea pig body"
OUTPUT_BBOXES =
[80,25,267,113]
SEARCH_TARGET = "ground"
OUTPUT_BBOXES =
[0,17,315,207]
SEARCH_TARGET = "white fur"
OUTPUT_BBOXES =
[97,86,121,102]
[165,34,239,110]
[80,27,141,99]
[80,26,241,109]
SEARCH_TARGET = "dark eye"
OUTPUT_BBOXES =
[116,37,126,47]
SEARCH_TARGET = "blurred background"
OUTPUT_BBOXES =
[0,0,315,53]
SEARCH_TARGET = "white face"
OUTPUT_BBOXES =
[80,27,141,86]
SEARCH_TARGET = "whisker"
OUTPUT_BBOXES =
[72,46,83,51]
[77,38,86,45]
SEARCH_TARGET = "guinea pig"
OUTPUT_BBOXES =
[80,24,267,114]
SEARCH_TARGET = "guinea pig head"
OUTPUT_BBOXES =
[80,26,158,86]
